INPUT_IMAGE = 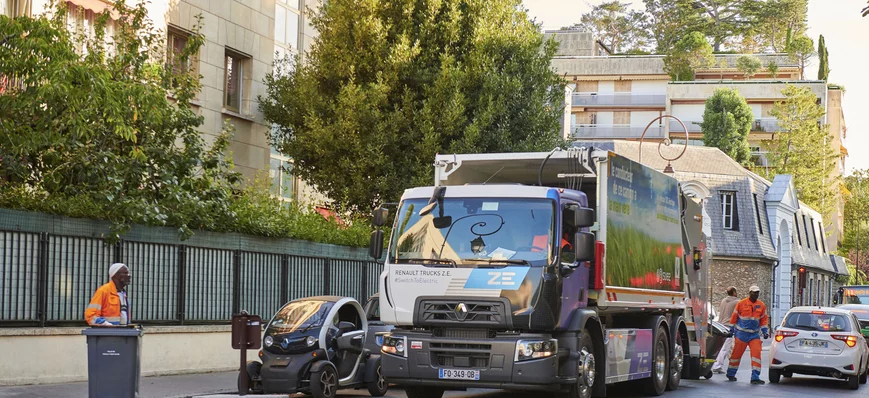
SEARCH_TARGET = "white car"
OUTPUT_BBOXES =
[769,306,869,390]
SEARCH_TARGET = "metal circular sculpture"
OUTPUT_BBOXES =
[638,115,690,173]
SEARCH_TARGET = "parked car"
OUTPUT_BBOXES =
[836,304,869,341]
[362,294,394,353]
[769,306,869,390]
[243,295,389,398]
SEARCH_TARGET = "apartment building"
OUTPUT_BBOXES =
[9,0,322,203]
[547,30,848,250]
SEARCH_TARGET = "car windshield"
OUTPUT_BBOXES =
[783,312,852,332]
[268,300,332,332]
[841,288,869,305]
[389,197,556,267]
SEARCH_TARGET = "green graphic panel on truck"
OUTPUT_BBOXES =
[606,153,682,291]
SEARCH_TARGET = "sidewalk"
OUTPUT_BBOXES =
[0,371,237,398]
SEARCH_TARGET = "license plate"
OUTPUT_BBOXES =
[438,368,480,380]
[799,340,829,348]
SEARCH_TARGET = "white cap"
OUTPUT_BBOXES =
[749,285,760,293]
[109,263,127,278]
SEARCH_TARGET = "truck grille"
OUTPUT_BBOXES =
[432,328,495,339]
[417,299,507,327]
[430,343,492,368]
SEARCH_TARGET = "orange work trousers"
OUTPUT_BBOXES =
[726,337,762,380]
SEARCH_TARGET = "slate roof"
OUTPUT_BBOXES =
[573,141,838,273]
[830,255,850,277]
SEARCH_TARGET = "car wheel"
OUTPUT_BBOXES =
[643,325,669,396]
[405,386,444,398]
[567,330,597,398]
[847,374,860,390]
[366,361,389,397]
[311,365,338,398]
[666,327,684,391]
[769,369,780,384]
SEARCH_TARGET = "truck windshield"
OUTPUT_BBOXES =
[389,197,556,267]
[842,288,869,305]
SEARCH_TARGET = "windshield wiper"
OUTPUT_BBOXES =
[398,258,456,267]
[462,258,531,267]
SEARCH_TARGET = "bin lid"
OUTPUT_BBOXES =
[82,326,143,337]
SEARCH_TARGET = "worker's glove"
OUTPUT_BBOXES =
[763,332,769,339]
[729,326,736,337]
[100,321,113,326]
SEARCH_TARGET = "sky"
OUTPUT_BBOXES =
[523,0,868,176]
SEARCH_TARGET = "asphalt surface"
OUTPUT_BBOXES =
[2,352,864,398]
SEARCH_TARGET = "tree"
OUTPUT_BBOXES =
[787,35,815,79]
[570,1,651,53]
[744,0,807,52]
[843,170,869,280]
[817,34,830,81]
[643,0,708,53]
[767,61,779,78]
[863,1,869,17]
[690,0,750,52]
[663,31,714,81]
[736,55,762,79]
[700,88,753,164]
[260,0,566,213]
[766,85,840,223]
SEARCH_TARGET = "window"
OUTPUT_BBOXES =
[223,49,248,112]
[753,193,763,235]
[720,191,738,230]
[818,221,827,253]
[270,146,296,201]
[2,0,30,17]
[803,215,812,249]
[808,277,813,305]
[167,26,193,74]
[275,0,301,50]
[794,214,802,246]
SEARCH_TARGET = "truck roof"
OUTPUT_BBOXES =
[434,148,603,187]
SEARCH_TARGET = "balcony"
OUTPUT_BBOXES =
[571,125,665,139]
[751,150,771,167]
[668,120,703,133]
[753,118,786,133]
[571,93,666,107]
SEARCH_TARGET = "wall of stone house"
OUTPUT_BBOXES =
[709,259,773,315]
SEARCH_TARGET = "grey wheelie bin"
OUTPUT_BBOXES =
[82,326,143,398]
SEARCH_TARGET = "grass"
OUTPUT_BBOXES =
[606,223,683,290]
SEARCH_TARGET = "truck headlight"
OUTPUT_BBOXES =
[264,335,273,348]
[515,339,557,361]
[381,335,407,357]
[306,336,317,347]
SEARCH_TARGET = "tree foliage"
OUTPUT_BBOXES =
[643,0,707,53]
[736,55,762,79]
[787,35,815,79]
[663,31,714,81]
[817,34,830,81]
[843,170,869,278]
[0,1,369,246]
[700,88,753,164]
[766,85,839,224]
[767,61,779,78]
[260,0,566,213]
[744,0,807,53]
[570,1,651,53]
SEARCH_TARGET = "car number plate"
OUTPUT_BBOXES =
[799,340,828,348]
[438,368,480,380]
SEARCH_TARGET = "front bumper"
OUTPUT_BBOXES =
[381,331,569,391]
[770,347,863,377]
[259,352,318,393]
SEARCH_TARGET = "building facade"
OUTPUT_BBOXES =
[548,31,848,251]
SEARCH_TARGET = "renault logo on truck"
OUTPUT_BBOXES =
[455,303,469,321]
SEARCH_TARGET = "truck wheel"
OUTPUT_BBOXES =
[666,328,684,391]
[405,386,444,398]
[769,369,780,384]
[643,325,669,396]
[366,361,388,397]
[311,365,338,398]
[567,329,597,398]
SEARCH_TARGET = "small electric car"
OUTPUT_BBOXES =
[244,295,388,398]
[770,306,869,390]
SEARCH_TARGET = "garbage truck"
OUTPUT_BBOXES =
[367,147,713,398]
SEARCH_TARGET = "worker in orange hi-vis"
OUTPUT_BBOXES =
[726,285,769,385]
[84,263,131,326]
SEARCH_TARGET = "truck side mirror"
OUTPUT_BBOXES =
[575,232,595,263]
[369,230,384,260]
[372,207,388,227]
[575,208,595,228]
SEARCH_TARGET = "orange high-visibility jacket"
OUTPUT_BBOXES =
[84,281,128,325]
[729,297,769,341]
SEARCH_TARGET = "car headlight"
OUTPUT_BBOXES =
[381,335,407,357]
[264,335,273,348]
[515,339,557,361]
[306,336,317,347]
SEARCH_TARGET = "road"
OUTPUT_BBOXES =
[338,352,864,398]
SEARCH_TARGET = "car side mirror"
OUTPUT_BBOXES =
[372,207,388,227]
[369,230,384,260]
[575,207,595,228]
[337,321,356,334]
[575,232,595,263]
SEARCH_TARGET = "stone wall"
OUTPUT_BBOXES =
[709,258,773,313]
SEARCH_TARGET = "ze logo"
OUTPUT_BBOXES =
[488,271,517,286]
